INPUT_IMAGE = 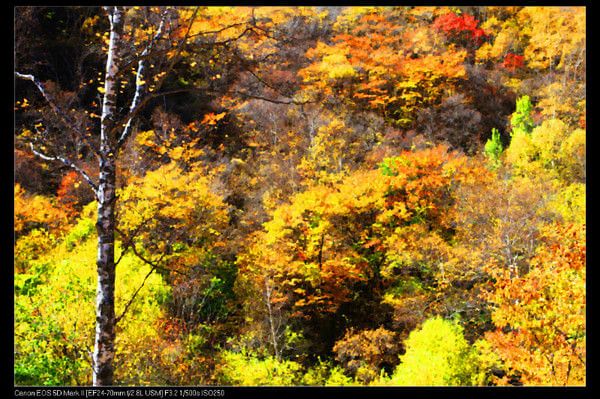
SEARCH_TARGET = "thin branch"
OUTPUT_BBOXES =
[114,218,153,267]
[114,6,199,151]
[114,259,160,325]
[29,142,99,196]
[232,90,312,105]
[235,52,295,99]
[113,9,313,147]
[117,8,170,149]
[186,21,248,39]
[15,72,101,158]
[555,326,586,366]
[115,226,191,278]
[114,245,129,268]
[16,72,72,125]
[206,27,255,47]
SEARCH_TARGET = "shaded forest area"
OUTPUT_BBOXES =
[14,6,585,386]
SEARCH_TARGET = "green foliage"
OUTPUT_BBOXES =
[64,217,95,251]
[484,128,503,168]
[15,217,170,385]
[510,95,534,136]
[379,157,399,177]
[379,317,486,386]
[191,253,237,324]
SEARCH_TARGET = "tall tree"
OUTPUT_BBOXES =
[16,6,178,385]
[15,6,316,385]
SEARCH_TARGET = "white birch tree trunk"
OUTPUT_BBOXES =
[92,6,125,386]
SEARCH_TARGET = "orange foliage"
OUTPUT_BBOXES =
[239,145,483,321]
[485,223,586,386]
[15,183,69,239]
[300,8,467,126]
[56,170,96,216]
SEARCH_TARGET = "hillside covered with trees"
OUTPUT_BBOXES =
[14,6,585,386]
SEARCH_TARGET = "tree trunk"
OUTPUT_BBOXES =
[93,158,117,385]
[93,6,124,386]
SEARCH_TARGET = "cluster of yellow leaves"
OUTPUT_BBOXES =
[475,7,585,71]
[475,15,523,63]
[536,83,586,128]
[518,7,585,71]
[15,209,170,385]
[134,129,205,167]
[201,111,227,126]
[375,317,489,386]
[298,117,357,183]
[475,7,585,128]
[506,118,585,184]
[240,145,482,319]
[218,350,303,386]
[118,161,229,257]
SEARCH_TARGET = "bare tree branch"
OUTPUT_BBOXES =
[114,6,200,152]
[232,90,312,105]
[115,226,191,278]
[28,142,99,196]
[186,21,248,39]
[116,8,170,149]
[114,259,161,325]
[15,72,101,158]
[114,219,151,267]
[112,9,313,149]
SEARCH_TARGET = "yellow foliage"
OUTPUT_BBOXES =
[549,183,586,225]
[119,161,229,255]
[518,7,585,71]
[15,218,169,385]
[506,118,585,185]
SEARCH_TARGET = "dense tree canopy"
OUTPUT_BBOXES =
[14,6,585,387]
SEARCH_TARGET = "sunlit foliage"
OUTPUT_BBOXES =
[14,5,585,387]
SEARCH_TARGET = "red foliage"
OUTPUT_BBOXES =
[433,12,486,44]
[57,170,96,215]
[502,53,525,71]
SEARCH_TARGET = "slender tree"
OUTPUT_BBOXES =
[15,6,311,384]
[15,6,190,385]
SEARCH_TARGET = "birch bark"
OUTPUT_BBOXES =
[92,6,125,386]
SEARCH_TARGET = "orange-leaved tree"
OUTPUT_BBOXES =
[484,222,586,386]
[237,145,484,358]
[299,7,468,128]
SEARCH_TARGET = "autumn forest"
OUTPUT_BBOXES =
[14,6,586,387]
